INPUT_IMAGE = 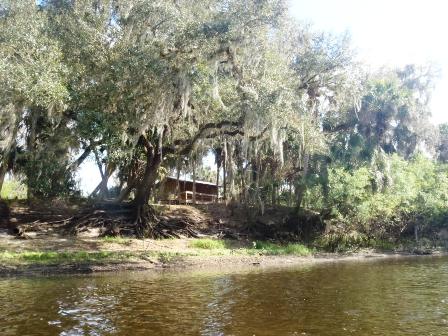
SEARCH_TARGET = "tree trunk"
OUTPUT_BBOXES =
[288,181,293,207]
[216,163,220,203]
[414,225,419,244]
[192,159,197,205]
[67,144,94,173]
[176,158,181,203]
[132,150,162,237]
[26,108,39,200]
[296,153,310,211]
[0,105,20,195]
[0,145,14,198]
[117,181,135,202]
[214,147,222,203]
[93,149,109,199]
[90,163,115,199]
[227,142,235,202]
[256,160,264,215]
[223,144,227,201]
[0,165,7,197]
[133,152,161,212]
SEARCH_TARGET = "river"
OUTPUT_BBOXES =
[1,256,448,335]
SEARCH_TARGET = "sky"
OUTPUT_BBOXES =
[78,0,448,194]
[289,0,448,124]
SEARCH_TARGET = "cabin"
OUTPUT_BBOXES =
[158,176,221,204]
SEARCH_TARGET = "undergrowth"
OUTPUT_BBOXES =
[101,236,132,246]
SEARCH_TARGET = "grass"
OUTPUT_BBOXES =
[0,239,314,268]
[0,251,135,265]
[189,238,227,249]
[101,236,132,246]
[189,239,312,256]
[252,241,312,256]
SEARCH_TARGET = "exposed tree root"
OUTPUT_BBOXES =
[64,202,199,239]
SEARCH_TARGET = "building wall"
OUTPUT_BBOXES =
[159,178,218,202]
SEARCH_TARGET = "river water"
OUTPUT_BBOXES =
[1,256,448,335]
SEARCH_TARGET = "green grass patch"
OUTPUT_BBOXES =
[189,238,227,250]
[101,236,132,245]
[0,251,134,265]
[189,239,312,256]
[253,241,312,256]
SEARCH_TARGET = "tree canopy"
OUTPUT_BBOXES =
[0,0,444,240]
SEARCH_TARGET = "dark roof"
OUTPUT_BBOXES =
[165,176,220,187]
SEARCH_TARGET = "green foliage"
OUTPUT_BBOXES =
[0,0,443,249]
[305,154,448,241]
[0,179,27,199]
[315,233,395,252]
[327,166,372,215]
[23,153,77,198]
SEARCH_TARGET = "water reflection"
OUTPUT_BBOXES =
[1,257,448,336]
[57,284,117,335]
[201,276,236,335]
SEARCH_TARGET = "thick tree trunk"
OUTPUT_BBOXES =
[133,156,161,211]
[132,134,164,221]
[131,145,162,237]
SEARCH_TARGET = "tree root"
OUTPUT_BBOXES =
[64,202,199,239]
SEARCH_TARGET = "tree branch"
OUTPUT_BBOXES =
[67,142,97,172]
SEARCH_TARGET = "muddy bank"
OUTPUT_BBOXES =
[1,250,445,277]
[1,203,445,277]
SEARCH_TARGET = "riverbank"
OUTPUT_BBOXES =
[1,203,445,277]
[1,234,445,277]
